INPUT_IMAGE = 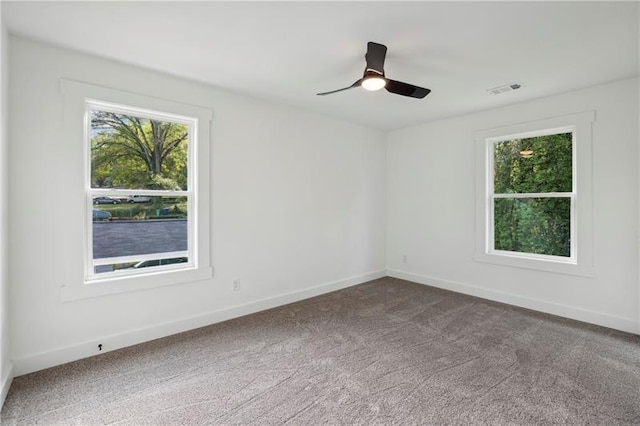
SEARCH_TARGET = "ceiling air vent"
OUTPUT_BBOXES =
[487,83,521,95]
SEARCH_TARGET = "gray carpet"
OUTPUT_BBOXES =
[2,277,640,425]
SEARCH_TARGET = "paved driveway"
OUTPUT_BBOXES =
[93,220,187,259]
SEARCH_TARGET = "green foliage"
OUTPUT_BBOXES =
[494,198,571,257]
[494,133,572,194]
[91,110,188,190]
[493,133,572,257]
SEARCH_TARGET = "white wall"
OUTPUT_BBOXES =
[6,35,639,379]
[0,12,13,406]
[9,37,387,375]
[387,77,640,334]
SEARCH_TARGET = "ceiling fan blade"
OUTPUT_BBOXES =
[385,79,431,99]
[317,80,362,96]
[365,42,387,74]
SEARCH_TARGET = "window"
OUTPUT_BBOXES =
[87,101,194,279]
[490,130,574,261]
[60,80,212,300]
[475,112,594,275]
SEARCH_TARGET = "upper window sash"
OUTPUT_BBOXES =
[487,127,576,195]
[86,100,196,193]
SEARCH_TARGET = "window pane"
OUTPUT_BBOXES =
[494,197,571,257]
[494,132,572,194]
[90,109,189,190]
[93,196,189,272]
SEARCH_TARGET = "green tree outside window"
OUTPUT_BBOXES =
[493,132,572,257]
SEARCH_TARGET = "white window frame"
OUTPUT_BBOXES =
[488,127,576,263]
[60,80,212,301]
[86,100,195,280]
[475,111,595,276]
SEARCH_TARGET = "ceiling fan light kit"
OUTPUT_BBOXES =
[361,72,386,91]
[317,41,431,99]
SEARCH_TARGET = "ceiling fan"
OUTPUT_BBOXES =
[317,42,431,99]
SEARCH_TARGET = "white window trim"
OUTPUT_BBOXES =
[474,111,595,276]
[60,79,212,301]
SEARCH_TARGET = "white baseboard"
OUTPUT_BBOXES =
[14,269,386,376]
[1,362,13,410]
[387,269,640,335]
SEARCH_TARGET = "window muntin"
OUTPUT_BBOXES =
[86,101,196,280]
[488,129,575,261]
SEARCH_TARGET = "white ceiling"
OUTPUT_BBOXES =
[3,1,639,130]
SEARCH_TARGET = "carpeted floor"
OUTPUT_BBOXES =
[2,277,640,425]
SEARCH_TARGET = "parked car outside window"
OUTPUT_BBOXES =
[127,195,152,203]
[133,257,188,268]
[93,196,119,205]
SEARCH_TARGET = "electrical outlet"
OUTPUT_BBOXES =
[232,278,240,291]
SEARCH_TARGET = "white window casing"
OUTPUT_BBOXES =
[474,111,595,276]
[60,79,212,301]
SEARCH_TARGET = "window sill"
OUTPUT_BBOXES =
[60,265,213,302]
[474,252,595,277]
